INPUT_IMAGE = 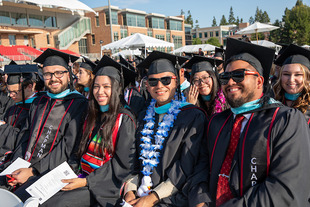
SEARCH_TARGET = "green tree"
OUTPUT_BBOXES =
[249,16,255,24]
[220,15,228,25]
[180,9,185,16]
[240,18,243,23]
[269,19,282,43]
[192,37,202,45]
[195,19,199,28]
[206,37,221,47]
[254,7,262,22]
[236,16,240,25]
[212,16,217,27]
[228,6,236,24]
[184,10,194,28]
[261,11,270,23]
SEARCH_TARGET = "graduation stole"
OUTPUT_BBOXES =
[25,96,74,162]
[138,96,184,197]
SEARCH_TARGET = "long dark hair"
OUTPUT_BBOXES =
[78,76,123,158]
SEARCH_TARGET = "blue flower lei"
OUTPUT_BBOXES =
[139,95,184,177]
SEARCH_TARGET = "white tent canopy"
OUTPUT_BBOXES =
[112,49,141,57]
[251,40,282,53]
[172,44,216,55]
[101,33,174,52]
[17,0,97,14]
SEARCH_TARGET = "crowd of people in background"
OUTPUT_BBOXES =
[0,36,309,207]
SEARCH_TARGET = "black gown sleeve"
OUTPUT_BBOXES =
[86,113,137,206]
[221,108,310,207]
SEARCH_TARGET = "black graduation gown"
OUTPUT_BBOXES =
[0,91,88,175]
[0,91,14,120]
[135,104,207,206]
[188,102,310,207]
[40,108,137,207]
[127,87,150,117]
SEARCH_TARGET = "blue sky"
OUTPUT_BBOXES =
[80,0,300,27]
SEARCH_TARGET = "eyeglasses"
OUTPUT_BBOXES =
[6,89,22,96]
[219,69,260,85]
[147,76,177,87]
[43,71,68,80]
[192,75,212,86]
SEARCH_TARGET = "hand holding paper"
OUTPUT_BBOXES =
[61,178,87,191]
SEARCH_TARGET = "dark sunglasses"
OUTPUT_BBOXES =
[219,69,260,85]
[147,76,177,87]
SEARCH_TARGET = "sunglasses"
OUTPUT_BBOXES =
[147,76,177,87]
[219,69,260,85]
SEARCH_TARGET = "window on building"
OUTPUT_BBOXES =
[210,32,214,37]
[24,35,28,45]
[204,32,208,38]
[11,13,27,26]
[173,35,182,49]
[121,29,128,39]
[29,14,43,27]
[91,34,95,45]
[216,31,219,37]
[166,32,171,42]
[155,34,165,41]
[44,16,56,27]
[79,39,88,54]
[9,35,16,45]
[124,13,146,27]
[222,31,229,37]
[199,33,202,38]
[105,10,118,25]
[0,11,10,24]
[95,16,100,27]
[147,30,153,37]
[46,34,50,45]
[114,32,119,41]
[150,17,164,29]
[167,20,182,31]
[193,33,196,38]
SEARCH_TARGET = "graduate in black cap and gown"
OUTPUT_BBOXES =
[188,38,310,207]
[39,55,137,207]
[0,64,38,156]
[76,56,96,98]
[213,47,225,74]
[0,49,88,201]
[123,51,207,207]
[273,44,310,126]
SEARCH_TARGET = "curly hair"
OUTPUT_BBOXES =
[75,68,95,94]
[273,63,310,113]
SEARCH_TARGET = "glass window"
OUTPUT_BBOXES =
[91,34,95,45]
[46,34,50,45]
[29,14,43,27]
[78,39,88,54]
[151,17,164,29]
[121,29,128,39]
[199,33,202,38]
[95,16,99,27]
[222,31,229,37]
[204,32,208,38]
[210,32,213,37]
[105,11,118,25]
[155,34,165,41]
[216,31,219,37]
[166,32,170,42]
[114,32,119,41]
[9,35,16,45]
[168,20,182,31]
[147,30,153,37]
[0,11,10,24]
[124,13,145,27]
[173,35,182,49]
[193,33,196,38]
[11,13,27,26]
[44,16,56,27]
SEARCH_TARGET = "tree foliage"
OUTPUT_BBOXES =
[212,16,217,27]
[192,38,202,45]
[220,15,228,25]
[249,16,255,24]
[206,37,221,47]
[228,6,236,24]
[181,10,193,28]
[195,20,199,28]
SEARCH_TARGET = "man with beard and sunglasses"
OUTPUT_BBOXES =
[123,51,207,207]
[188,38,310,207]
[0,49,88,202]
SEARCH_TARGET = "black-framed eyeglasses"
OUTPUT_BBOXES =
[43,71,68,80]
[147,76,177,87]
[6,88,22,96]
[218,69,260,85]
[192,75,212,86]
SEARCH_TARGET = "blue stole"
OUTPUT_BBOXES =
[100,105,109,112]
[46,89,81,99]
[15,96,36,105]
[231,98,280,115]
[84,87,90,92]
[155,101,191,114]
[285,92,301,101]
[202,95,211,101]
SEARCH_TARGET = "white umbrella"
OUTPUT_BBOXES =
[172,44,215,54]
[251,40,282,54]
[236,22,279,42]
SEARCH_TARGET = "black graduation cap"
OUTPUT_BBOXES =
[276,43,289,57]
[182,56,224,76]
[93,55,136,88]
[119,55,136,72]
[274,44,310,70]
[214,47,225,60]
[137,51,189,76]
[79,56,97,72]
[4,64,38,85]
[9,60,17,65]
[225,38,275,85]
[134,55,144,63]
[33,48,79,69]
